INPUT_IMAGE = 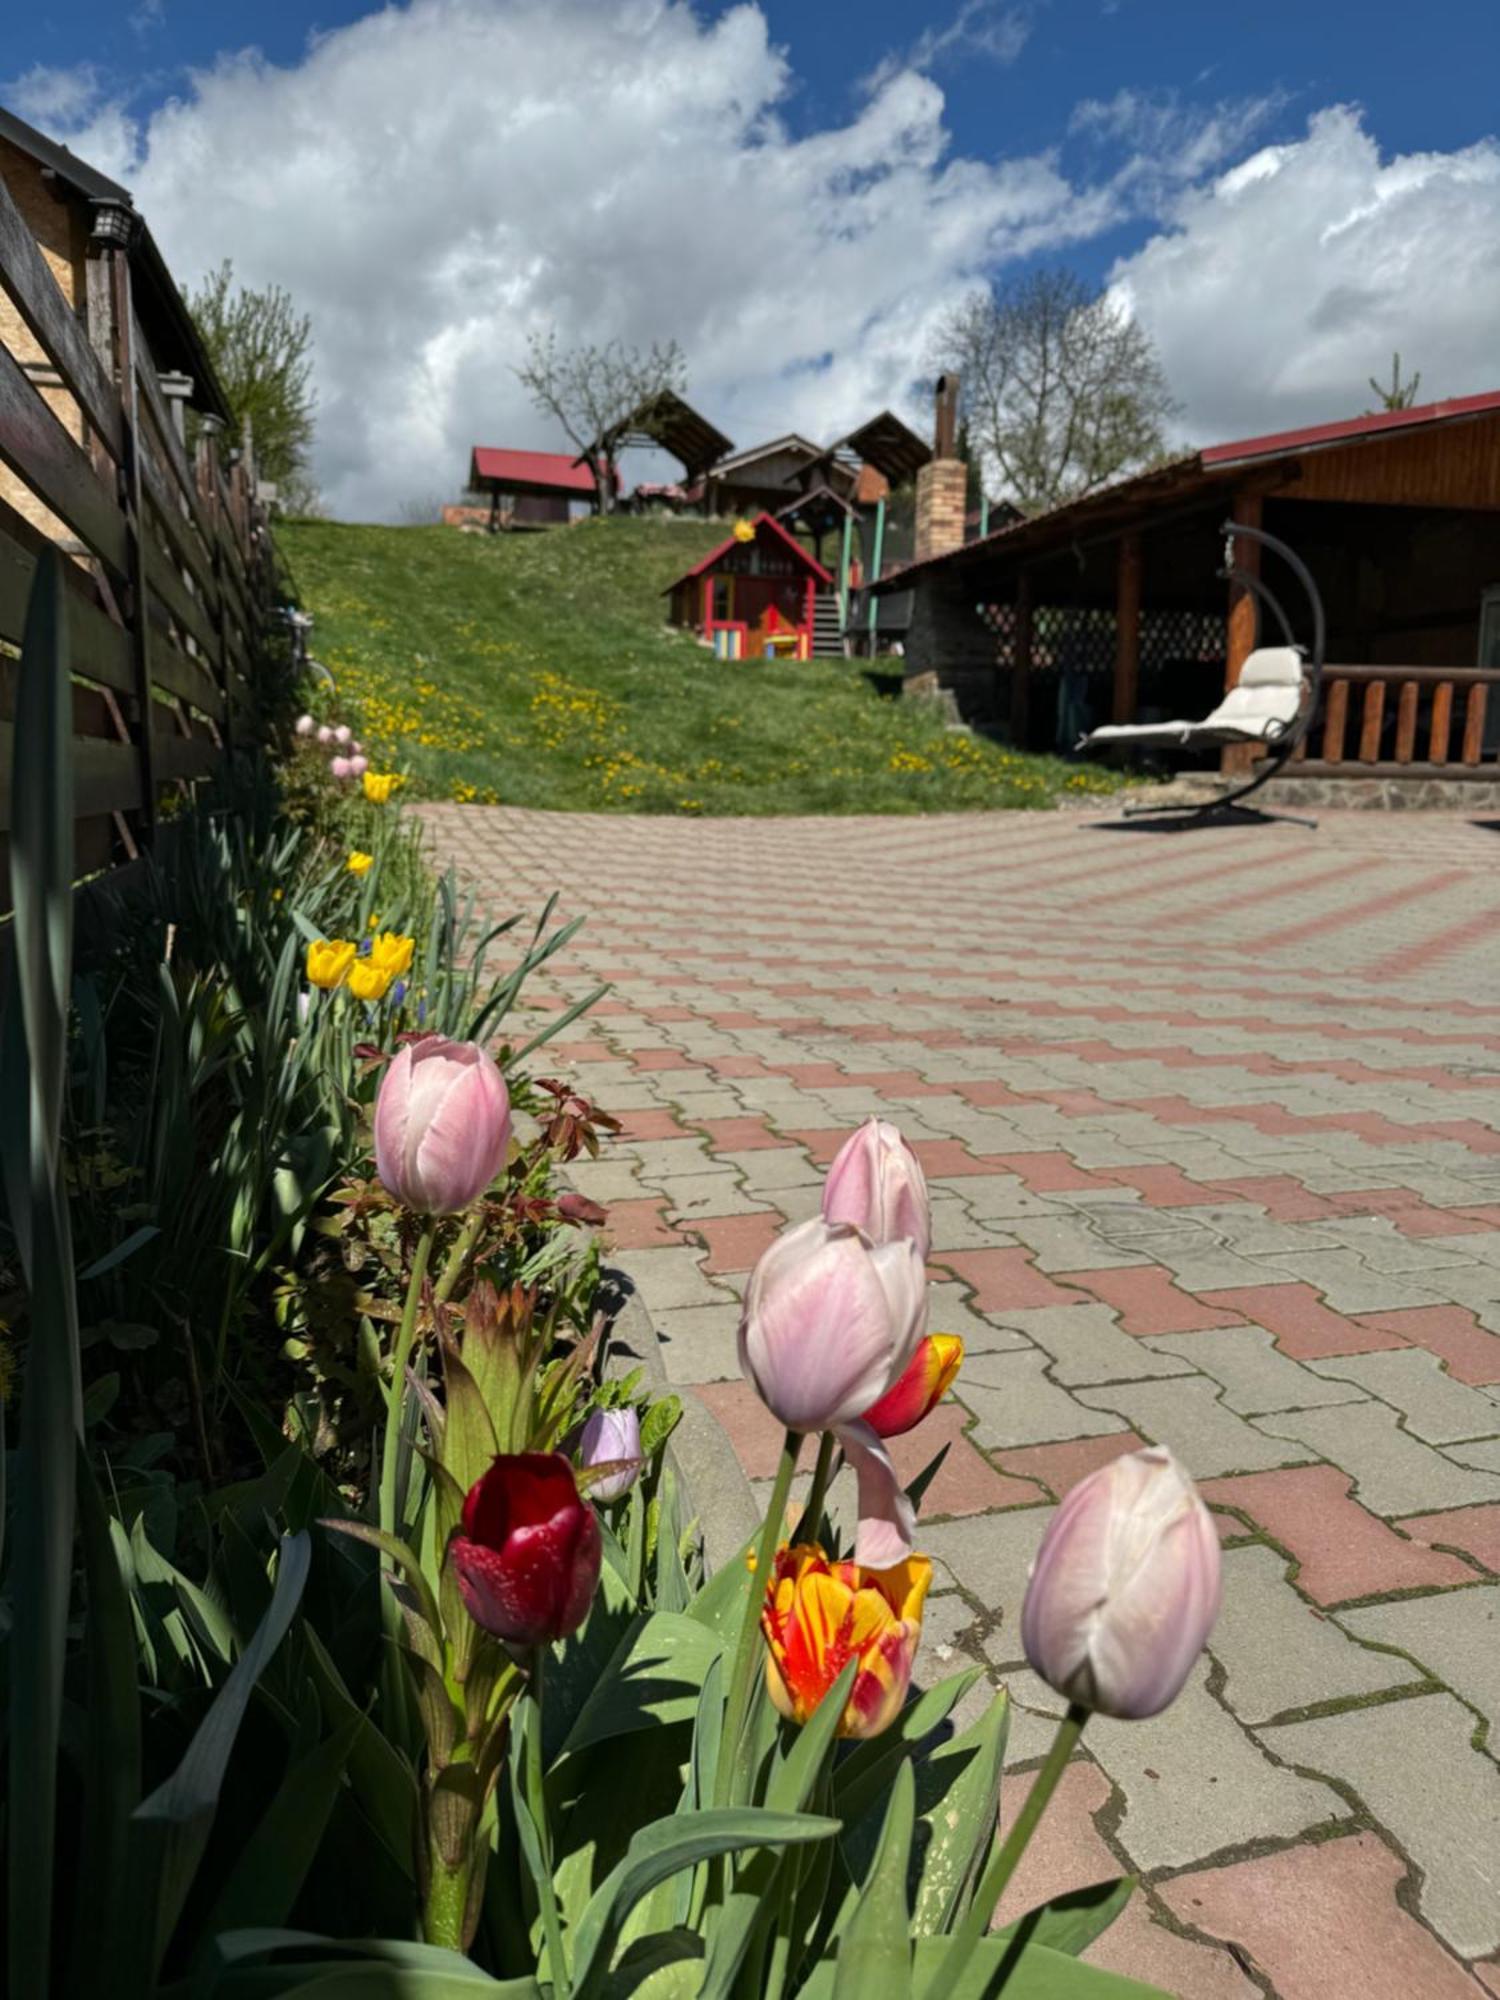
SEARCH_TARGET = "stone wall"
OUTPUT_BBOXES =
[913,458,966,564]
[902,571,999,725]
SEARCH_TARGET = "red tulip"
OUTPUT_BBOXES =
[860,1334,964,1439]
[448,1453,601,1646]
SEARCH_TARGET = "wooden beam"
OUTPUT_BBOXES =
[1010,572,1033,748]
[1113,531,1141,724]
[1222,491,1261,774]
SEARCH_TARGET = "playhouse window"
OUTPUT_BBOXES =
[712,578,732,621]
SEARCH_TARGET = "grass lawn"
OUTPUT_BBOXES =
[278,516,1125,815]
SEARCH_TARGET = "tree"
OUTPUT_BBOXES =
[930,269,1177,515]
[1367,352,1422,412]
[189,260,317,511]
[514,330,687,514]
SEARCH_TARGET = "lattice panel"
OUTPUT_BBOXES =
[1141,609,1225,674]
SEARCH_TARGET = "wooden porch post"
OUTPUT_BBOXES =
[1223,491,1262,773]
[1113,532,1141,723]
[1010,572,1033,748]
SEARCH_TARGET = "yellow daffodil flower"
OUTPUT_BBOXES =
[347,957,396,1003]
[347,851,374,876]
[363,772,400,804]
[306,939,356,990]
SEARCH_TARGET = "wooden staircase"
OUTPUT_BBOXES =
[811,589,845,658]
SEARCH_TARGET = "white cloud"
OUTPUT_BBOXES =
[862,1,1032,95]
[1109,105,1500,444]
[7,61,108,128]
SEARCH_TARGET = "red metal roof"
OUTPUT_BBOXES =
[1201,389,1500,468]
[469,447,602,495]
[664,512,833,589]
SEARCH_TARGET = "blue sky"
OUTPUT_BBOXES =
[8,0,1496,517]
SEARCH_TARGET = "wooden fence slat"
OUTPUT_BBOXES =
[1394,680,1419,763]
[1358,681,1386,762]
[0,511,136,700]
[0,339,131,579]
[0,723,143,831]
[145,624,226,721]
[0,169,124,459]
[1321,678,1349,762]
[132,317,215,553]
[1429,682,1454,763]
[143,532,220,659]
[138,430,218,605]
[1462,686,1488,765]
[153,732,221,783]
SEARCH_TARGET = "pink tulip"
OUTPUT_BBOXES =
[1021,1446,1222,1720]
[579,1405,642,1501]
[349,754,369,776]
[294,713,316,736]
[374,1035,511,1215]
[316,724,334,744]
[823,1118,931,1260]
[330,756,353,779]
[352,739,364,755]
[334,724,353,745]
[739,1216,927,1567]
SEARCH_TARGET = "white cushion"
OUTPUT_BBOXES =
[1237,646,1305,688]
[1083,721,1195,746]
[1198,680,1302,736]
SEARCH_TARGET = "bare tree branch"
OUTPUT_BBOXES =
[513,331,688,513]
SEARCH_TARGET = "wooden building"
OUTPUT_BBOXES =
[664,513,831,660]
[464,447,613,529]
[877,392,1500,784]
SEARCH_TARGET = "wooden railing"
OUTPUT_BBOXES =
[1291,665,1500,778]
[0,166,278,911]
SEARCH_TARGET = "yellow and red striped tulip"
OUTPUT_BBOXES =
[761,1543,931,1741]
[860,1333,964,1439]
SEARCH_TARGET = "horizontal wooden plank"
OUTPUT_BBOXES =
[0,170,124,459]
[142,532,220,659]
[0,723,143,831]
[0,339,130,579]
[1325,664,1500,687]
[0,510,136,700]
[1294,759,1499,780]
[138,432,217,605]
[0,815,119,919]
[132,316,215,551]
[145,625,226,722]
[153,732,222,784]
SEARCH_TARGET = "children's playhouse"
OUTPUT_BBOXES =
[664,514,833,661]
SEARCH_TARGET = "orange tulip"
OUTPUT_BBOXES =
[859,1333,964,1439]
[761,1543,931,1741]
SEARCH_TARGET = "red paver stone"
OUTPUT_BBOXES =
[628,1048,704,1072]
[956,1079,1031,1109]
[911,1139,999,1177]
[1200,1465,1475,1604]
[1103,1164,1221,1206]
[990,1760,1117,1932]
[1206,1282,1408,1359]
[1060,1266,1246,1336]
[614,1107,691,1142]
[1476,1960,1500,1998]
[710,1055,775,1078]
[601,1198,683,1250]
[691,1212,785,1276]
[554,1039,616,1064]
[934,1248,1093,1314]
[693,1115,784,1151]
[984,1152,1111,1193]
[995,1431,1148,1499]
[1399,1505,1500,1576]
[1353,1305,1500,1385]
[1205,1174,1346,1221]
[1159,1831,1487,2000]
[781,1128,848,1166]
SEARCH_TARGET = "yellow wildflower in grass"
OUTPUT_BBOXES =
[306,938,357,990]
[347,957,396,1003]
[347,850,374,876]
[363,771,401,804]
[369,931,416,980]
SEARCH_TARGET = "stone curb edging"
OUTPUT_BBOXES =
[599,1265,758,1579]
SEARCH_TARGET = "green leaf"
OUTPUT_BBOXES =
[208,1928,542,1995]
[76,1223,162,1281]
[992,1878,1137,1960]
[561,1612,723,1757]
[833,1760,915,2000]
[301,1626,420,1879]
[916,1936,1169,1999]
[438,1345,500,1495]
[909,1687,1010,1935]
[684,1532,756,1646]
[570,1809,840,2000]
[833,1666,985,1828]
[129,1532,312,1978]
[319,1513,443,1638]
[601,1929,704,1999]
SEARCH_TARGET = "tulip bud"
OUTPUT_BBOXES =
[374,1034,511,1215]
[739,1216,925,1434]
[294,713,316,736]
[860,1333,963,1439]
[334,724,353,745]
[578,1405,642,1501]
[349,754,369,776]
[330,756,353,779]
[823,1118,931,1261]
[316,724,334,744]
[762,1544,931,1740]
[352,739,364,754]
[449,1453,601,1645]
[1021,1446,1222,1720]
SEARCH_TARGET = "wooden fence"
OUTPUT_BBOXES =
[1288,664,1500,780]
[0,167,278,913]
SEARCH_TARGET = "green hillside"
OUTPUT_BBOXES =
[277,515,1120,815]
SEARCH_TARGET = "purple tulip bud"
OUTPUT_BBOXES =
[1021,1446,1222,1720]
[579,1405,642,1501]
[374,1034,511,1215]
[822,1118,931,1260]
[294,713,316,736]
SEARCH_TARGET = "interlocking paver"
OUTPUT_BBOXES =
[1261,1693,1500,1957]
[422,803,1500,1988]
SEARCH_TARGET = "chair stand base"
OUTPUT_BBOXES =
[1119,793,1317,832]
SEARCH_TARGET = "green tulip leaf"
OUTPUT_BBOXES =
[833,1665,985,1827]
[561,1612,723,1757]
[833,1759,916,1999]
[909,1686,1010,1935]
[992,1877,1138,1960]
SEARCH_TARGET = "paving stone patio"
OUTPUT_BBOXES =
[422,801,1500,1998]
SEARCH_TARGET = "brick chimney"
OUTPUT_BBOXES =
[914,373,967,563]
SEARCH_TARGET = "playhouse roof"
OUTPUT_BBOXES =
[663,512,834,589]
[468,447,605,496]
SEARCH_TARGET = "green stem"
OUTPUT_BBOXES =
[714,1429,802,1809]
[433,1208,485,1308]
[799,1431,838,1547]
[422,1835,472,1951]
[378,1218,437,1537]
[528,1649,571,1999]
[923,1702,1088,1997]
